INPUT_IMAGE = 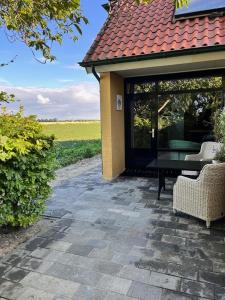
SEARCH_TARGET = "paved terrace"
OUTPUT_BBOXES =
[1,162,225,300]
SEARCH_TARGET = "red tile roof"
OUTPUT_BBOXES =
[82,0,225,66]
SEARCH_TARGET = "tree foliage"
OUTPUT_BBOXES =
[0,0,88,62]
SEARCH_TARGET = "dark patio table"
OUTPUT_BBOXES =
[146,159,211,200]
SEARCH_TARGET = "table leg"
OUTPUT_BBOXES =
[158,170,164,200]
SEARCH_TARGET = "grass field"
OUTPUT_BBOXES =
[41,121,101,168]
[41,121,101,141]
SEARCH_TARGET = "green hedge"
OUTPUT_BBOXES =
[0,108,56,227]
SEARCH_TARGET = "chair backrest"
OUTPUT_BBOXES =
[199,162,225,186]
[200,142,223,160]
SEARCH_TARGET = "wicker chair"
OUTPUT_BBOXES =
[182,142,223,176]
[173,163,225,228]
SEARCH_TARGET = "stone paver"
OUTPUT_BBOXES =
[1,162,225,299]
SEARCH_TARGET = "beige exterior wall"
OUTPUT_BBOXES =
[100,72,125,180]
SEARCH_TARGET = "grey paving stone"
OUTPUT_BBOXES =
[18,256,54,273]
[213,262,225,274]
[135,259,168,273]
[58,252,95,269]
[89,247,115,260]
[86,239,109,249]
[160,289,195,300]
[0,263,13,277]
[180,279,215,299]
[30,247,51,259]
[17,287,55,300]
[73,285,107,300]
[97,274,132,295]
[162,235,186,246]
[215,286,225,300]
[21,272,80,298]
[0,278,25,299]
[2,250,30,266]
[105,292,138,300]
[111,253,140,266]
[3,267,29,282]
[68,244,94,256]
[92,260,122,276]
[149,271,181,291]
[2,165,225,299]
[17,257,42,271]
[127,281,162,300]
[47,241,72,252]
[167,263,198,280]
[24,237,47,251]
[199,270,225,287]
[118,265,150,284]
[46,262,102,286]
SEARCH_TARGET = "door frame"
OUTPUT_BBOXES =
[124,91,158,168]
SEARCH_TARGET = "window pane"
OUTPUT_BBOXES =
[158,90,223,160]
[159,76,223,92]
[133,82,156,94]
[131,97,154,149]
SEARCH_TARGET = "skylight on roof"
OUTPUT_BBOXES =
[175,0,225,19]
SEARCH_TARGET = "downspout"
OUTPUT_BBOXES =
[92,66,100,83]
[92,66,104,177]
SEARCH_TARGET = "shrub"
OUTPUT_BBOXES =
[214,146,225,163]
[213,108,225,143]
[55,140,101,168]
[0,107,56,227]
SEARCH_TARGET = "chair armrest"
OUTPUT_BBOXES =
[175,175,198,187]
[185,153,202,161]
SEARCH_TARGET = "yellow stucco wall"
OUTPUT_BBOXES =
[100,72,125,180]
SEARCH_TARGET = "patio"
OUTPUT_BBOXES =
[0,162,225,300]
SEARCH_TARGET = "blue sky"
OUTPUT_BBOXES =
[0,0,107,120]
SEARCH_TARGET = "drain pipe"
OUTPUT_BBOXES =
[92,66,100,83]
[91,65,104,178]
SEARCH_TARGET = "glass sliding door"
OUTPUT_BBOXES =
[126,93,157,168]
[125,73,225,169]
[157,77,224,161]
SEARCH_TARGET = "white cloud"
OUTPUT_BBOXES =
[66,63,83,70]
[37,94,50,105]
[58,79,74,83]
[0,82,100,120]
[0,78,10,86]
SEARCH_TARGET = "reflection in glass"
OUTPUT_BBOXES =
[158,91,223,160]
[159,76,223,92]
[131,97,153,149]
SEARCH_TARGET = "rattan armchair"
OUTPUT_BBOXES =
[173,163,225,228]
[182,142,223,176]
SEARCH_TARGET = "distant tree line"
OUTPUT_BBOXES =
[38,119,100,122]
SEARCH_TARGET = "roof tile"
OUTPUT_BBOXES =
[83,0,225,64]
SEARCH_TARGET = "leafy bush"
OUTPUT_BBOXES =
[214,145,225,163]
[0,107,56,227]
[55,140,101,168]
[213,108,225,143]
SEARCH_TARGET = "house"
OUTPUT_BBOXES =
[80,0,225,181]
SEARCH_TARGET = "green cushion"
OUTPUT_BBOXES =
[169,140,201,150]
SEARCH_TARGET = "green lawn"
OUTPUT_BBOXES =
[41,122,101,168]
[41,121,101,141]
